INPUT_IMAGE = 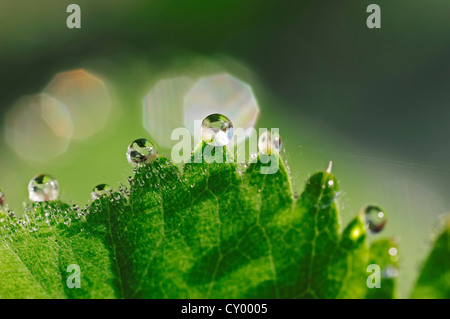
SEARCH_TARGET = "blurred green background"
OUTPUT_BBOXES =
[0,0,449,298]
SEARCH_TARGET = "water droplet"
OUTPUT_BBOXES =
[258,131,282,155]
[91,184,112,200]
[388,247,398,256]
[382,265,398,279]
[28,174,59,202]
[126,138,157,166]
[201,114,233,146]
[364,205,387,234]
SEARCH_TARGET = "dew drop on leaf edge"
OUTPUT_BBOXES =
[201,113,234,147]
[258,130,282,155]
[28,174,59,203]
[127,138,158,166]
[91,183,112,200]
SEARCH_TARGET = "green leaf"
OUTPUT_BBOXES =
[0,143,399,298]
[411,219,450,299]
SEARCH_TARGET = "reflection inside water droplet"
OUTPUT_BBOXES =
[28,174,59,202]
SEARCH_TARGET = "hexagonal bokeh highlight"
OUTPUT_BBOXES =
[143,76,194,149]
[183,73,260,144]
[4,93,73,162]
[44,69,111,140]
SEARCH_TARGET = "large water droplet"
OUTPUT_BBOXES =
[364,205,387,234]
[91,184,112,200]
[126,138,157,166]
[258,130,282,155]
[28,174,59,202]
[201,114,233,146]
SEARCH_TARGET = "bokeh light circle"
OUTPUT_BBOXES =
[4,93,73,162]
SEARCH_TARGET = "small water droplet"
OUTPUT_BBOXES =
[388,247,398,256]
[364,205,387,234]
[28,174,59,202]
[258,131,282,155]
[91,184,112,200]
[382,265,398,279]
[63,217,71,226]
[126,138,157,166]
[201,113,233,146]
